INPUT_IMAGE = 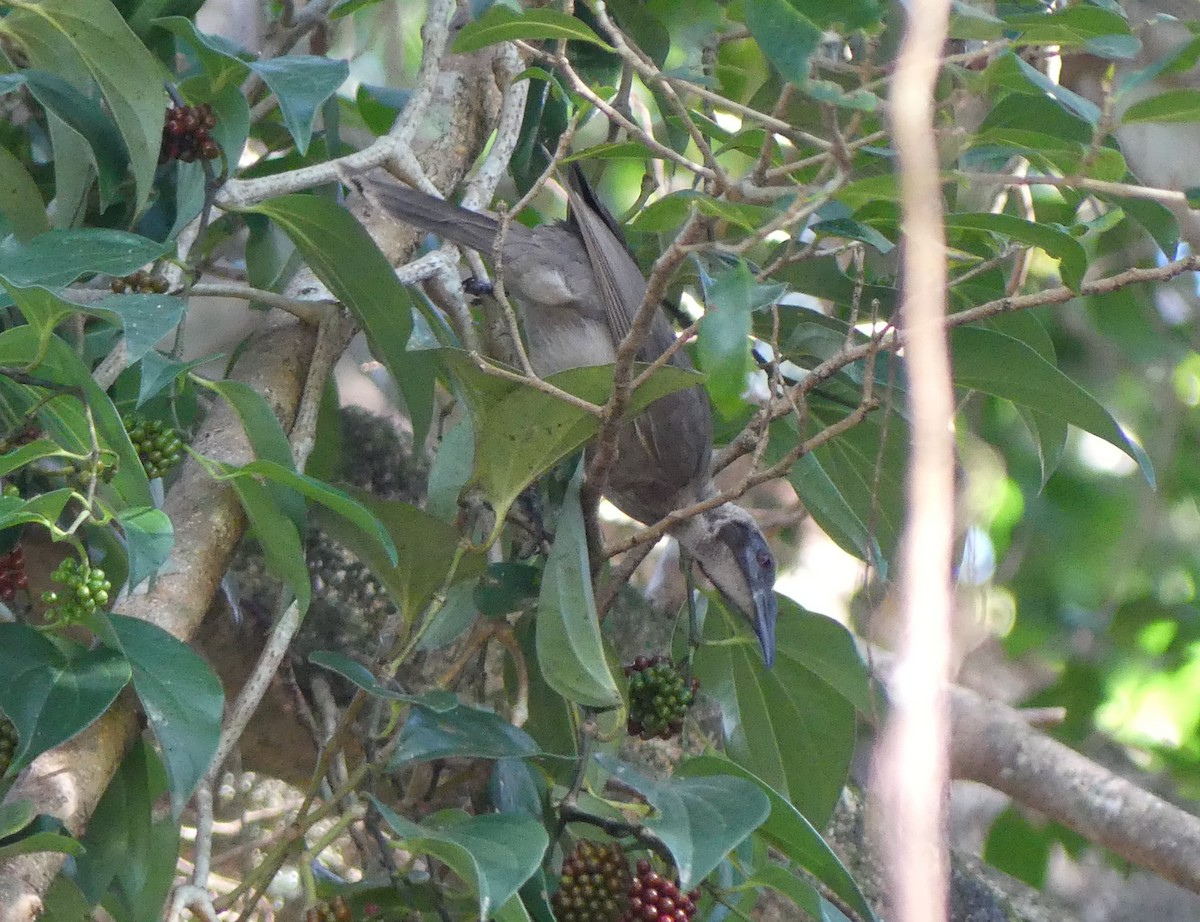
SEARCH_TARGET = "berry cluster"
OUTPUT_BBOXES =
[304,895,352,922]
[42,558,112,626]
[553,841,632,922]
[110,270,169,295]
[123,414,184,479]
[624,656,699,740]
[0,546,29,602]
[160,103,220,164]
[0,715,16,776]
[620,860,699,922]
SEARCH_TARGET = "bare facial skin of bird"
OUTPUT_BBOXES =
[367,166,778,666]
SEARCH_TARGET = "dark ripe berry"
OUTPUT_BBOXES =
[552,841,631,922]
[617,861,698,922]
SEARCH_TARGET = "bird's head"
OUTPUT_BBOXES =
[674,503,778,667]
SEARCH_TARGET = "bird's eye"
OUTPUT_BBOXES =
[757,549,773,572]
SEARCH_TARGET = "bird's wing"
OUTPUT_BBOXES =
[564,167,657,354]
[565,168,714,509]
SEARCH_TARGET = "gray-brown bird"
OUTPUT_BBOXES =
[368,168,778,665]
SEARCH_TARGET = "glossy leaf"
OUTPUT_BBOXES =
[389,698,542,766]
[945,212,1087,291]
[536,461,622,708]
[248,56,349,155]
[241,194,434,446]
[949,327,1153,486]
[742,865,854,922]
[1122,89,1200,125]
[198,378,305,528]
[71,740,179,916]
[0,143,49,241]
[21,69,127,209]
[0,623,130,775]
[230,459,397,565]
[117,506,174,590]
[689,597,863,826]
[228,472,311,613]
[314,492,484,622]
[6,0,166,212]
[678,755,876,922]
[440,352,701,524]
[0,328,152,508]
[91,293,187,366]
[0,229,165,289]
[309,650,421,703]
[698,262,768,417]
[372,802,548,920]
[786,452,884,573]
[596,755,770,888]
[107,614,223,818]
[453,6,614,53]
[743,0,821,86]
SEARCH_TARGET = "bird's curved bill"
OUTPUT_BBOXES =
[752,584,778,668]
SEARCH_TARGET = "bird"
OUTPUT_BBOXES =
[366,167,779,666]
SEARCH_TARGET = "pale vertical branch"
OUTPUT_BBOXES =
[871,3,955,922]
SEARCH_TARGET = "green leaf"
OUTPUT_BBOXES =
[0,228,166,289]
[372,802,549,920]
[198,378,305,528]
[70,740,179,915]
[949,327,1154,486]
[231,459,397,565]
[0,490,73,532]
[91,293,187,366]
[945,212,1087,291]
[248,56,349,155]
[741,865,854,922]
[106,614,223,818]
[689,597,862,826]
[0,829,83,861]
[21,68,128,209]
[453,6,615,54]
[0,143,49,241]
[0,623,131,775]
[0,438,64,479]
[698,262,760,417]
[389,698,542,766]
[536,461,622,709]
[426,417,474,523]
[153,16,250,92]
[595,755,770,888]
[0,328,153,508]
[309,650,421,702]
[810,217,894,254]
[743,0,821,86]
[240,194,434,446]
[0,800,36,839]
[227,471,311,613]
[678,755,877,922]
[802,397,908,565]
[116,506,173,589]
[786,453,883,572]
[1005,7,1132,47]
[313,492,485,623]
[1122,88,1200,124]
[440,352,701,524]
[6,0,167,213]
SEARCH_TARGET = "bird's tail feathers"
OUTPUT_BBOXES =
[368,182,500,254]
